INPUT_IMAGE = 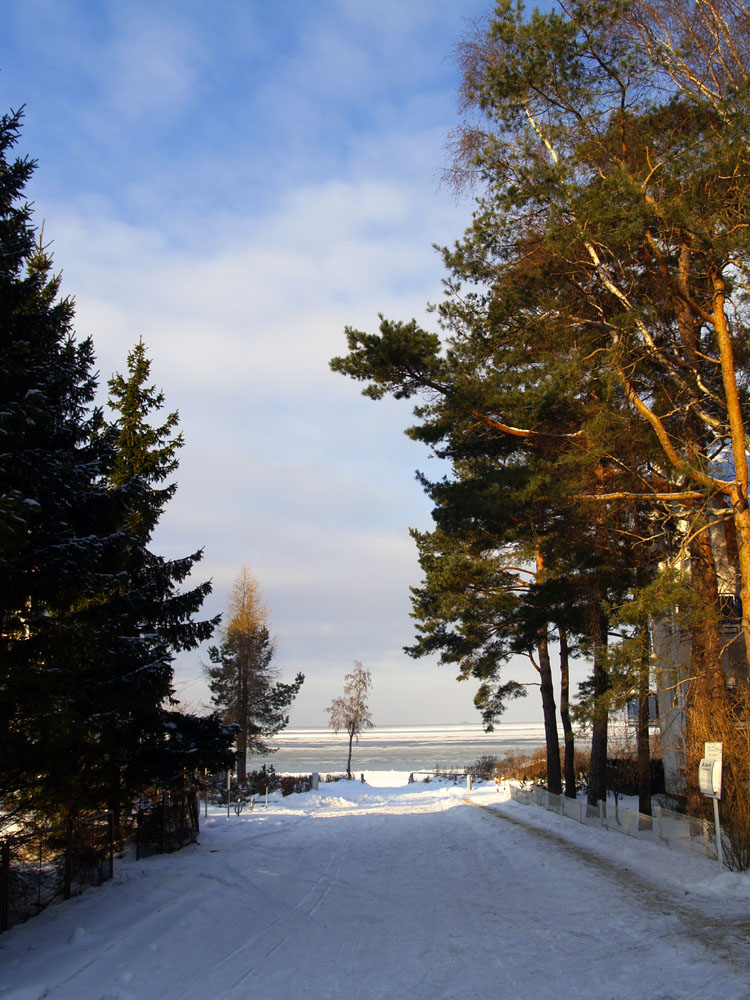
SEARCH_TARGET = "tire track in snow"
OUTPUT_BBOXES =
[466,798,750,977]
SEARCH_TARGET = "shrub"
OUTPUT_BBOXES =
[467,755,499,781]
[279,775,312,796]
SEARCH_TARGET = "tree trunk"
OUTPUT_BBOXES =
[558,626,576,798]
[237,657,248,784]
[537,625,562,795]
[346,729,354,779]
[685,519,728,813]
[708,273,749,656]
[636,623,652,816]
[587,605,609,807]
[730,495,750,667]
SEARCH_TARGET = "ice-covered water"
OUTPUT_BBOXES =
[259,722,548,774]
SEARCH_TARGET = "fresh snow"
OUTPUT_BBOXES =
[1,774,749,999]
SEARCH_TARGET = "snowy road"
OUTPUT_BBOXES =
[2,777,750,999]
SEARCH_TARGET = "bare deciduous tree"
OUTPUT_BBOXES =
[326,662,374,779]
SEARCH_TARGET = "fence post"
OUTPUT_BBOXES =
[64,818,73,900]
[654,804,664,841]
[1,841,9,933]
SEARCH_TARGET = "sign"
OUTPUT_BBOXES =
[702,742,723,799]
[699,759,721,798]
[700,743,725,870]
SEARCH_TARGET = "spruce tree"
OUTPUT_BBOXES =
[0,109,120,820]
[0,112,230,822]
[100,339,225,815]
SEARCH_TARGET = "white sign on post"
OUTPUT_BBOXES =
[699,759,720,798]
[703,742,723,795]
[699,742,724,870]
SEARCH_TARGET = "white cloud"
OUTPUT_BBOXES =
[104,10,199,119]
[6,0,569,729]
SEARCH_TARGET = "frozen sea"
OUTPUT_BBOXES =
[263,721,548,774]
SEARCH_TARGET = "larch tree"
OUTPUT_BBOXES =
[326,662,374,779]
[206,566,304,782]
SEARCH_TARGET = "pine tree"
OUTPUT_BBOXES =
[331,0,750,807]
[206,567,303,782]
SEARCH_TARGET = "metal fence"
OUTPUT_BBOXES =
[0,813,114,933]
[1,783,202,933]
[134,786,200,860]
[509,784,718,861]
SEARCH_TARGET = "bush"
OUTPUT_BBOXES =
[279,775,312,796]
[606,757,665,797]
[467,756,499,781]
[495,748,548,785]
[247,765,279,796]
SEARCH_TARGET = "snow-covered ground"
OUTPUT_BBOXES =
[2,773,749,1000]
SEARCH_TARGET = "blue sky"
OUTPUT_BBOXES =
[2,0,573,726]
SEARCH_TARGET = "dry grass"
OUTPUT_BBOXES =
[683,683,750,871]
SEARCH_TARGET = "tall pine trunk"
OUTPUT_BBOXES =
[535,547,561,794]
[586,603,609,807]
[711,272,750,671]
[558,626,576,798]
[537,625,562,795]
[636,623,652,816]
[685,519,727,813]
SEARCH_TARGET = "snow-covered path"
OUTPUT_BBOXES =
[2,777,750,999]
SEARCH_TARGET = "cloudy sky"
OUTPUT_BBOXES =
[2,0,574,726]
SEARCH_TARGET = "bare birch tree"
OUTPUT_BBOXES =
[326,662,374,779]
